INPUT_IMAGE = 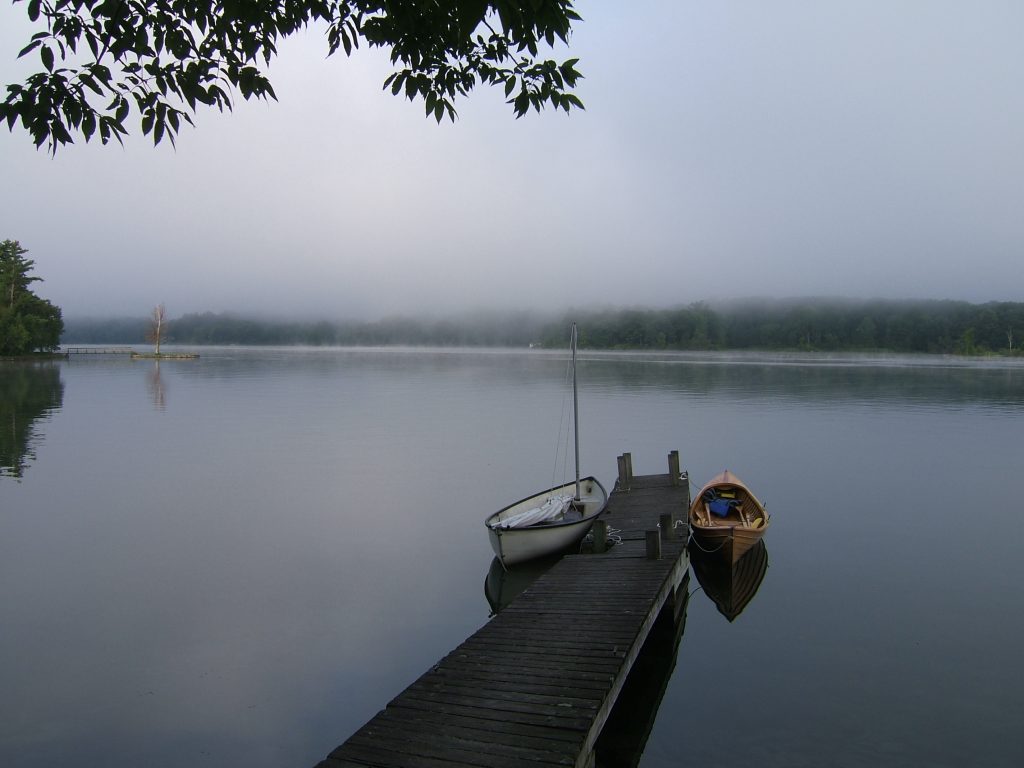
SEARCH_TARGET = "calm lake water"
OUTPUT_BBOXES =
[2,347,1023,767]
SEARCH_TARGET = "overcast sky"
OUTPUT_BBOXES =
[1,1,1022,320]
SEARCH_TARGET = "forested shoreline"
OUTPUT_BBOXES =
[61,299,1024,355]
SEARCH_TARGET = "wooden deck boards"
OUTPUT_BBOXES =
[317,466,690,768]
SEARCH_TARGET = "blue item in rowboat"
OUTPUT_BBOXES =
[708,499,733,517]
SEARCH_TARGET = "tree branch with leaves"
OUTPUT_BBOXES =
[1,0,585,153]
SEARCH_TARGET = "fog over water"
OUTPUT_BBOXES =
[1,1,1022,320]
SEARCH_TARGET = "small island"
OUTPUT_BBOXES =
[131,304,198,359]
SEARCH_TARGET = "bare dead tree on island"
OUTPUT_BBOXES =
[146,304,166,355]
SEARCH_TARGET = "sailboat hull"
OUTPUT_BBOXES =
[486,477,608,567]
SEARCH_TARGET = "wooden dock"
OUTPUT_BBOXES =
[130,352,199,359]
[317,452,691,768]
[62,347,134,356]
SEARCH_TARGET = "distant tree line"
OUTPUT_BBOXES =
[61,299,1024,355]
[62,310,553,348]
[547,299,1024,355]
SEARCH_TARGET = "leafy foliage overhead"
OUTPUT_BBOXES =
[1,0,585,152]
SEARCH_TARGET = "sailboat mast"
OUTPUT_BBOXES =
[572,322,580,501]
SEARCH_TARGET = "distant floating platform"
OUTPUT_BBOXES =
[62,347,134,356]
[130,352,199,360]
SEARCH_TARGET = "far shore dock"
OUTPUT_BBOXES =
[58,347,199,359]
[129,352,199,359]
[61,346,134,356]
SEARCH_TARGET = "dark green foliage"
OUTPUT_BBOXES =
[2,1,584,153]
[0,240,64,355]
[0,362,64,478]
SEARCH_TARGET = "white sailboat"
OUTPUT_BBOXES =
[485,323,609,567]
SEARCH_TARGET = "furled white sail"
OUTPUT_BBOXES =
[493,496,572,529]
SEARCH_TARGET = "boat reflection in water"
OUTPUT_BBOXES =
[145,360,166,410]
[484,554,563,617]
[482,558,691,767]
[689,538,769,622]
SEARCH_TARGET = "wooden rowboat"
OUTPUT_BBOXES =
[688,470,770,565]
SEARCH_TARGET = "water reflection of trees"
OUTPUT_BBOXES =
[0,363,64,478]
[146,361,166,410]
[583,355,1024,409]
[169,348,1024,409]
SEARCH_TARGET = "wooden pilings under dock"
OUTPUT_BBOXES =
[317,452,691,768]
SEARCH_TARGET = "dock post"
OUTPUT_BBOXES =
[645,530,662,559]
[592,519,608,554]
[659,513,675,541]
[668,450,680,485]
[623,452,634,486]
[617,455,630,491]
